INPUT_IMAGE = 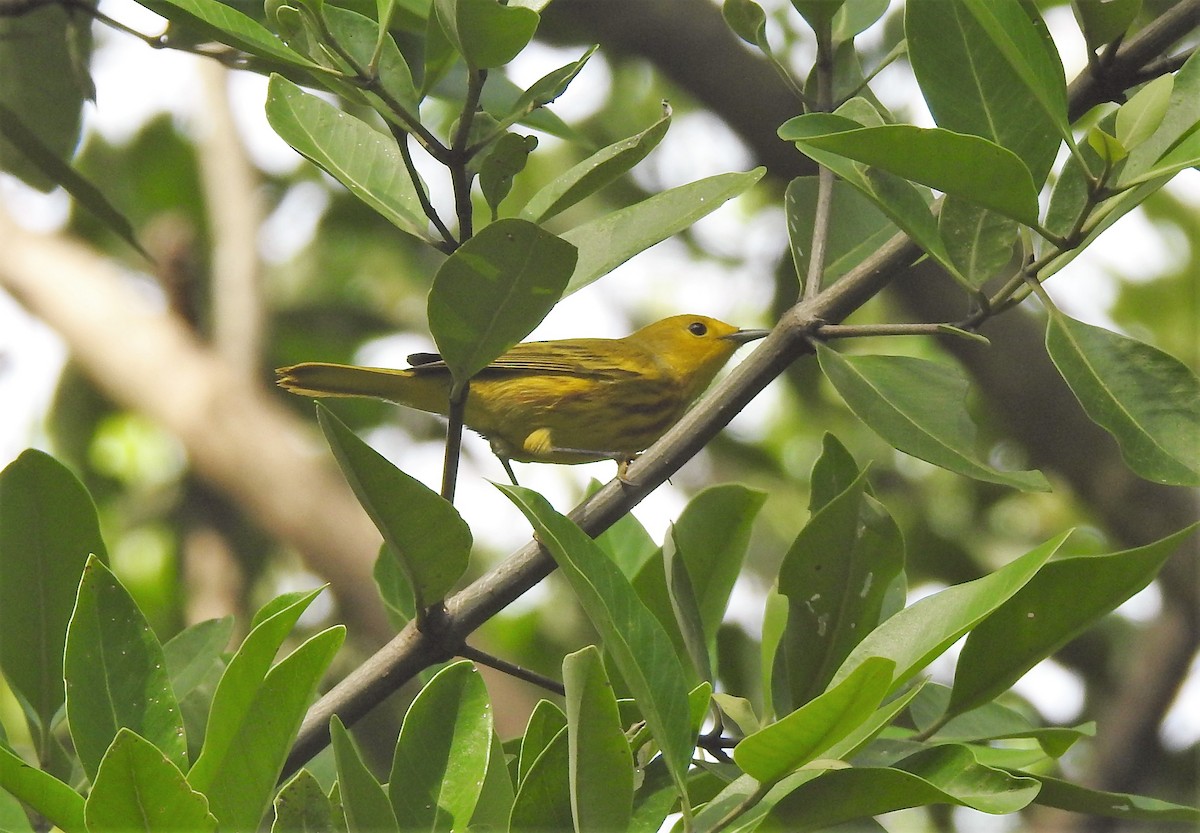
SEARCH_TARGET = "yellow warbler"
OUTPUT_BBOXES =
[277,314,768,478]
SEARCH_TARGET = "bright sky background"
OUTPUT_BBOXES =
[1,0,1197,746]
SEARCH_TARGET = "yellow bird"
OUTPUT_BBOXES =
[277,314,768,481]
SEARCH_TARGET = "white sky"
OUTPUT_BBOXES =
[1,0,1197,744]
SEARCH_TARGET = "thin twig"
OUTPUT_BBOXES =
[458,644,566,696]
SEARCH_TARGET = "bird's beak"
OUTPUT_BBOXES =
[723,328,770,345]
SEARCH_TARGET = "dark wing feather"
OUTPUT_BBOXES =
[407,339,643,382]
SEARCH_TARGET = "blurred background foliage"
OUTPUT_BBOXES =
[0,0,1196,825]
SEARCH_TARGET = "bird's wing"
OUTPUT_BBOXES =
[408,340,641,381]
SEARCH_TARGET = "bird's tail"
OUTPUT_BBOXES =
[276,362,433,407]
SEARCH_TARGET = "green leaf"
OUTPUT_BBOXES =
[518,700,567,786]
[373,544,417,629]
[938,196,1019,288]
[830,531,1069,690]
[906,0,1063,185]
[0,785,34,833]
[913,686,1092,758]
[520,112,671,224]
[433,0,539,68]
[561,169,765,295]
[948,525,1198,717]
[510,44,597,115]
[735,657,895,782]
[64,556,186,782]
[480,132,538,219]
[723,0,769,48]
[661,531,713,682]
[331,716,399,833]
[832,0,889,43]
[784,121,1041,226]
[1021,771,1200,823]
[595,504,659,580]
[498,485,695,799]
[769,745,1039,829]
[136,0,317,68]
[790,0,846,30]
[779,114,969,287]
[389,661,493,830]
[189,590,342,832]
[1072,0,1142,52]
[0,3,90,191]
[0,450,105,744]
[272,769,339,833]
[1046,312,1200,485]
[508,727,572,831]
[0,103,148,258]
[469,733,515,830]
[0,742,86,833]
[265,75,430,241]
[671,485,766,650]
[808,432,864,513]
[1115,75,1173,151]
[428,217,577,386]
[956,0,1069,146]
[163,616,234,701]
[322,5,419,117]
[318,406,472,607]
[563,646,634,832]
[785,175,896,290]
[816,344,1050,490]
[773,471,904,712]
[84,729,216,832]
[1121,50,1200,183]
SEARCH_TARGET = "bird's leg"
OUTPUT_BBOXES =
[498,455,520,486]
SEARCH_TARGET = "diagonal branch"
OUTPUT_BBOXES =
[283,0,1200,777]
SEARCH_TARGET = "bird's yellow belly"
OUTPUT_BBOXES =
[464,373,685,464]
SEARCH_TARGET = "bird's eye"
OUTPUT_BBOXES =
[688,321,708,337]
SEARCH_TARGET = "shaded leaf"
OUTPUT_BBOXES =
[906,0,1062,185]
[331,715,399,833]
[0,4,90,191]
[319,405,472,607]
[949,525,1198,717]
[84,729,215,832]
[265,75,430,240]
[1021,771,1200,823]
[773,470,903,711]
[433,0,538,68]
[830,532,1068,690]
[272,769,338,833]
[388,661,493,830]
[64,556,186,781]
[563,646,634,832]
[508,727,572,831]
[520,112,670,224]
[735,657,895,782]
[163,616,234,701]
[499,485,694,798]
[428,218,576,385]
[0,450,105,743]
[938,196,1019,288]
[816,344,1050,490]
[783,120,1041,225]
[786,176,896,290]
[561,169,765,295]
[0,743,86,833]
[1046,312,1199,485]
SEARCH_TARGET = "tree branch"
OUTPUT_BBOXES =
[0,209,394,646]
